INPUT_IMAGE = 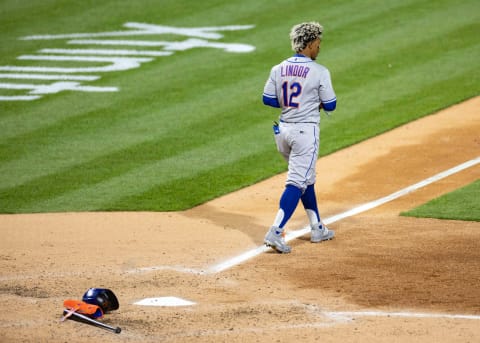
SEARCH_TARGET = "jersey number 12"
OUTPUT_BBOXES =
[282,81,302,108]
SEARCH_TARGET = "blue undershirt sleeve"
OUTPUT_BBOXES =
[263,95,280,108]
[322,99,336,112]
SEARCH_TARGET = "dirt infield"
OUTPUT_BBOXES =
[1,97,479,342]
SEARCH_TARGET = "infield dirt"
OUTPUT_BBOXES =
[1,97,479,342]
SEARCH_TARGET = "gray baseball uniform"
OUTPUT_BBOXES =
[263,54,336,190]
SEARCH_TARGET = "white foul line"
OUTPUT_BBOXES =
[127,157,480,275]
[130,157,480,320]
[206,157,480,274]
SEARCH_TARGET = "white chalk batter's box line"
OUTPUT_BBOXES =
[153,309,480,340]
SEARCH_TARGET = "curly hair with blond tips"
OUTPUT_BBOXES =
[289,22,324,53]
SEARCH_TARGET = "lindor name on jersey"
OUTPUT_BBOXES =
[280,65,310,79]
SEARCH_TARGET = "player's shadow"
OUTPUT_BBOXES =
[184,204,313,248]
[184,204,266,243]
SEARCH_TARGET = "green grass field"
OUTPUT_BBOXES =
[402,180,480,222]
[0,0,479,214]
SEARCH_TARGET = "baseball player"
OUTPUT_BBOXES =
[262,22,336,253]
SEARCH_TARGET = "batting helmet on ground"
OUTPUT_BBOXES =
[82,288,119,313]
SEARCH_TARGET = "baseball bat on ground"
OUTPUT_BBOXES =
[62,309,121,334]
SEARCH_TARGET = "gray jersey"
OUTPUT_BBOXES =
[263,55,336,124]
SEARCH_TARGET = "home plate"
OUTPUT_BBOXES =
[134,296,196,307]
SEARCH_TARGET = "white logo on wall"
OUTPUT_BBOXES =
[0,23,255,101]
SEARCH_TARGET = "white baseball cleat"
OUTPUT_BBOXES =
[264,226,291,253]
[311,222,335,243]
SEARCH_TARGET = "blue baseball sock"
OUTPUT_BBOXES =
[301,184,320,223]
[277,184,302,228]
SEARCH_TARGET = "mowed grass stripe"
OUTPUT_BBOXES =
[1,3,479,177]
[327,1,480,77]
[0,8,262,141]
[322,70,479,156]
[1,0,479,213]
[336,33,479,116]
[322,14,479,150]
[333,20,479,101]
[0,47,258,142]
[2,0,474,143]
[0,90,270,208]
[0,52,266,189]
[109,150,285,212]
[321,43,479,152]
[3,121,280,213]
